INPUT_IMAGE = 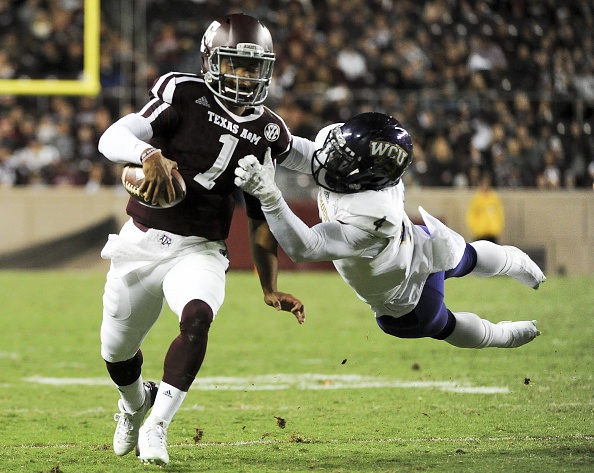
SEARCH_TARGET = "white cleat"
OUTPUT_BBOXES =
[498,320,540,348]
[502,246,546,289]
[138,419,169,466]
[113,381,158,456]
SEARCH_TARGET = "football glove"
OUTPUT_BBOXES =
[234,147,282,207]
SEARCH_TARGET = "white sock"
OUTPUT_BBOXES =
[117,376,145,413]
[146,381,187,425]
[469,240,508,277]
[445,312,511,348]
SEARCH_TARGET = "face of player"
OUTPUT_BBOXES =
[219,56,262,98]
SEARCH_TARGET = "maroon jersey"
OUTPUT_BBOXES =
[127,72,292,240]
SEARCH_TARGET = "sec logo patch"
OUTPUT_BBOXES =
[264,123,280,142]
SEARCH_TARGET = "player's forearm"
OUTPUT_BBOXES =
[248,218,279,294]
[261,198,337,263]
[98,113,154,165]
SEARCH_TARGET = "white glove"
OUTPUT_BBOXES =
[234,147,282,207]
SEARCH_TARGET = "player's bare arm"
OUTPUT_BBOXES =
[248,217,306,324]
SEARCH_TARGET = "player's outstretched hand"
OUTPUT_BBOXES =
[265,291,306,325]
[235,148,282,206]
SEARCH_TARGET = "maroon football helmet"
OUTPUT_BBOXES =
[200,13,275,107]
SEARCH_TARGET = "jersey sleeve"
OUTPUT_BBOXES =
[98,73,185,164]
[137,72,196,136]
[265,106,292,160]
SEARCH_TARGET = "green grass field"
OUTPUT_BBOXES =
[0,270,592,472]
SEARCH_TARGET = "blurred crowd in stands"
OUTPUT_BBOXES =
[1,0,593,196]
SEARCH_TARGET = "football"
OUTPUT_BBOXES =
[121,165,187,209]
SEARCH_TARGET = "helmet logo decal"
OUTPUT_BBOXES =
[201,21,221,52]
[264,123,281,142]
[370,141,409,166]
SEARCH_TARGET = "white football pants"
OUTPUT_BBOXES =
[100,221,229,363]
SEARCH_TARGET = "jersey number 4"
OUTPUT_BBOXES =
[193,134,239,190]
[373,216,387,231]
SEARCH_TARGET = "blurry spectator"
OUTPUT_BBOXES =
[563,121,593,187]
[51,120,76,162]
[0,49,15,78]
[75,97,98,128]
[512,92,534,129]
[538,149,563,189]
[491,144,514,188]
[0,145,15,187]
[507,43,539,90]
[427,134,455,186]
[36,114,58,145]
[399,37,432,89]
[75,124,100,163]
[467,33,508,87]
[552,47,574,96]
[514,124,540,186]
[95,106,114,136]
[466,171,504,244]
[335,41,368,86]
[8,137,61,185]
[49,97,75,123]
[151,23,182,76]
[84,162,108,194]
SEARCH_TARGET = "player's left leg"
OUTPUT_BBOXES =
[137,250,228,466]
[444,311,539,348]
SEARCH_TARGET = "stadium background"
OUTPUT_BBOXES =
[0,0,592,273]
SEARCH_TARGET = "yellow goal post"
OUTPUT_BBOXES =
[0,0,100,96]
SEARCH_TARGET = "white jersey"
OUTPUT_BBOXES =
[316,183,466,317]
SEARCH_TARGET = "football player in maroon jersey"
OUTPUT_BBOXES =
[97,13,316,465]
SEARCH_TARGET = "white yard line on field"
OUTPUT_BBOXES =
[0,352,19,360]
[12,434,594,450]
[23,373,509,394]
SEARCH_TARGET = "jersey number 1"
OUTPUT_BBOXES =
[193,134,239,190]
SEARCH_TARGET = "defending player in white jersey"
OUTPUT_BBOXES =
[235,112,546,349]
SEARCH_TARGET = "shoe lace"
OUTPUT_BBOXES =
[114,412,133,438]
[146,422,168,448]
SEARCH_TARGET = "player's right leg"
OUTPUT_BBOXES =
[470,240,546,289]
[101,266,165,456]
